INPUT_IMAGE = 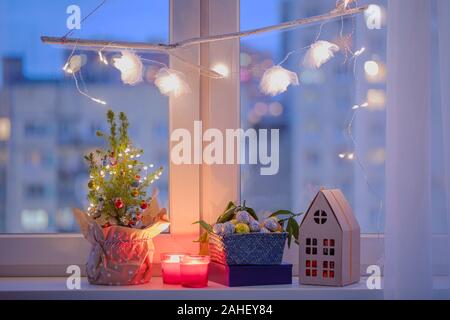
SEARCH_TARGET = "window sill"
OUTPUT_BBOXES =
[0,277,398,300]
[1,277,447,300]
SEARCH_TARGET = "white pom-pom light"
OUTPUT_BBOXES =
[259,66,299,97]
[154,68,191,98]
[112,51,143,85]
[63,54,86,74]
[303,40,340,69]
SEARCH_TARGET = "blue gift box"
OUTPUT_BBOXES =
[208,262,293,287]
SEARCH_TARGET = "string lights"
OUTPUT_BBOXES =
[303,40,340,69]
[112,51,144,86]
[154,68,191,98]
[259,66,299,96]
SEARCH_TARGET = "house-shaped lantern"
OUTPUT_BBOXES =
[299,189,360,286]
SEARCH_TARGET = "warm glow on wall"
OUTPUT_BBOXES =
[0,118,11,141]
[367,89,386,110]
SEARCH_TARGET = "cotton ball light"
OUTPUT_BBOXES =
[303,40,340,69]
[259,66,299,97]
[112,51,143,85]
[63,54,87,74]
[154,68,191,98]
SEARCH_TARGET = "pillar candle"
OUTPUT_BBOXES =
[180,255,210,288]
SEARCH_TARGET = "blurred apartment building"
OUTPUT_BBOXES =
[282,0,387,231]
[0,54,169,233]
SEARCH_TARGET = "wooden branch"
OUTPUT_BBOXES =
[174,6,367,48]
[41,6,367,52]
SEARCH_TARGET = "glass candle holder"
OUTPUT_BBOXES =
[180,255,210,288]
[160,253,188,284]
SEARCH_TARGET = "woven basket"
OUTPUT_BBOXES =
[208,232,287,265]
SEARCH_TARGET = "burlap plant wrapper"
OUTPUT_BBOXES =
[73,196,169,286]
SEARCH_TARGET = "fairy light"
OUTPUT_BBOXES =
[98,50,108,65]
[143,166,148,170]
[303,40,340,69]
[128,165,133,169]
[112,51,144,85]
[100,170,105,177]
[155,68,191,98]
[91,97,107,105]
[73,73,107,105]
[353,47,366,57]
[364,60,380,77]
[149,164,154,168]
[259,66,299,97]
[211,63,229,78]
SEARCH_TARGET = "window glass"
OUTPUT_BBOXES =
[240,0,388,233]
[0,0,169,233]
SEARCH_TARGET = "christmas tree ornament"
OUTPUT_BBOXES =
[114,198,124,209]
[131,188,139,198]
[135,174,141,180]
[131,181,140,188]
[88,180,95,189]
[140,201,148,210]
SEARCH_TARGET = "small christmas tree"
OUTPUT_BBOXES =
[84,109,163,228]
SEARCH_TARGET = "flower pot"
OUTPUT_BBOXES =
[73,208,169,286]
[85,225,155,285]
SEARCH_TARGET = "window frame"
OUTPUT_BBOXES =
[2,0,430,278]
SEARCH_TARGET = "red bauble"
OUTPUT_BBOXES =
[140,201,148,210]
[114,198,124,209]
[135,175,141,180]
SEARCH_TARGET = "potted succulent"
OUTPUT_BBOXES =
[195,201,302,265]
[73,110,169,285]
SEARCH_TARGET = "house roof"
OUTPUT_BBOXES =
[301,189,360,233]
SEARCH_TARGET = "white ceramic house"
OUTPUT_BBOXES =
[299,189,360,286]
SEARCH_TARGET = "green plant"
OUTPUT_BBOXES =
[194,201,303,248]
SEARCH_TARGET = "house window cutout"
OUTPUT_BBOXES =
[322,238,335,256]
[322,260,335,278]
[305,238,318,255]
[305,260,318,277]
[313,210,327,225]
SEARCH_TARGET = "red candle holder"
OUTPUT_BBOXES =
[180,255,210,288]
[160,253,188,284]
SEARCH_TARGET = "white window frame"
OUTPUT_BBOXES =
[0,0,392,278]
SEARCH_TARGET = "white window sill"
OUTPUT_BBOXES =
[0,277,447,300]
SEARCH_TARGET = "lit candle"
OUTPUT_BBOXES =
[180,255,210,288]
[160,253,187,284]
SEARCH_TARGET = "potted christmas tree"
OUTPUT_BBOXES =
[73,110,169,286]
